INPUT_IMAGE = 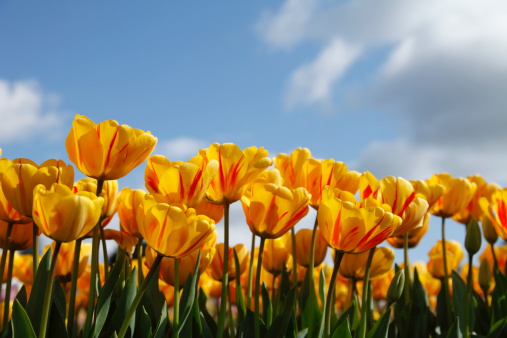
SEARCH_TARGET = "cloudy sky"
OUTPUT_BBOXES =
[1,0,506,263]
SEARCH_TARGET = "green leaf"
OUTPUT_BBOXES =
[108,266,138,336]
[176,251,201,335]
[153,302,168,338]
[318,269,326,309]
[140,257,164,330]
[299,267,322,338]
[446,317,463,338]
[239,308,267,338]
[267,288,296,337]
[48,298,69,338]
[332,319,352,338]
[491,268,507,322]
[93,249,126,337]
[261,283,273,328]
[14,285,27,309]
[366,307,390,338]
[198,289,217,337]
[234,248,246,326]
[26,248,52,334]
[488,318,507,338]
[139,307,153,338]
[452,271,473,334]
[53,280,67,323]
[408,268,432,338]
[473,290,490,335]
[11,299,36,338]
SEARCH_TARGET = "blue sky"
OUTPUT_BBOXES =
[1,0,506,264]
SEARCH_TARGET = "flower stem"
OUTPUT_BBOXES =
[173,258,180,338]
[3,249,15,328]
[308,216,318,275]
[217,203,230,338]
[358,247,376,338]
[291,227,298,293]
[32,221,39,277]
[99,224,109,275]
[403,232,412,304]
[67,238,82,336]
[0,221,13,306]
[464,254,474,337]
[247,232,256,309]
[118,253,163,338]
[254,237,266,338]
[324,250,344,337]
[39,242,62,338]
[83,179,104,337]
[441,217,453,324]
[136,239,144,286]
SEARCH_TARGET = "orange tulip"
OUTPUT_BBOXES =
[0,159,31,224]
[116,188,146,238]
[73,177,118,226]
[262,234,292,276]
[286,228,328,268]
[199,143,272,205]
[0,220,33,251]
[207,243,249,282]
[427,173,477,218]
[387,212,430,249]
[103,229,138,255]
[145,154,218,208]
[479,188,507,240]
[137,194,216,258]
[338,246,394,280]
[371,268,395,301]
[13,253,34,294]
[193,197,224,224]
[427,240,464,279]
[275,148,312,190]
[66,114,157,180]
[1,158,74,217]
[241,182,310,239]
[32,183,104,243]
[44,241,92,281]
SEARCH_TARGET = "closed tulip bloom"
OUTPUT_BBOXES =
[33,183,104,243]
[74,177,118,225]
[44,241,92,281]
[137,194,216,258]
[66,114,157,180]
[359,171,381,200]
[453,175,501,225]
[208,243,249,282]
[318,197,401,253]
[286,228,328,268]
[275,148,312,189]
[427,173,477,218]
[262,234,292,276]
[241,182,310,239]
[427,240,464,279]
[200,143,272,205]
[378,176,429,236]
[103,229,138,255]
[0,220,34,250]
[339,247,394,280]
[145,154,218,208]
[387,212,430,249]
[1,158,74,217]
[13,253,34,286]
[117,188,146,238]
[410,180,445,209]
[0,159,31,224]
[460,264,494,295]
[301,158,360,209]
[479,188,507,240]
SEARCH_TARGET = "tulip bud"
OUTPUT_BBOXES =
[481,216,498,245]
[479,258,491,294]
[465,219,482,256]
[387,269,405,306]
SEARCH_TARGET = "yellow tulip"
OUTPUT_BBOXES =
[207,243,249,282]
[1,158,74,217]
[193,197,224,224]
[371,268,395,301]
[116,187,146,238]
[479,244,507,274]
[262,234,292,276]
[73,177,118,225]
[66,114,157,180]
[137,194,216,258]
[275,148,312,190]
[427,173,477,218]
[378,176,429,236]
[13,253,34,289]
[338,246,394,280]
[145,154,218,208]
[103,229,138,255]
[44,241,92,282]
[286,228,328,268]
[32,183,103,243]
[199,143,272,205]
[0,159,31,224]
[0,220,34,251]
[479,188,507,240]
[359,171,381,200]
[410,179,445,209]
[427,240,464,279]
[241,182,310,239]
[387,212,430,249]
[318,197,401,253]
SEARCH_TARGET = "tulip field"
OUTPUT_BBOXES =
[1,114,507,337]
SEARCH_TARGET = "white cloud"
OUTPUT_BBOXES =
[0,79,64,143]
[156,137,209,161]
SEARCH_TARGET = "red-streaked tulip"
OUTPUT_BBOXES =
[286,228,328,268]
[427,173,477,218]
[73,177,118,226]
[480,188,507,240]
[207,243,249,282]
[427,240,464,279]
[117,187,146,238]
[275,148,312,190]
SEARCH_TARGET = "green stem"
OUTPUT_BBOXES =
[403,232,412,304]
[0,221,13,306]
[99,224,109,275]
[227,287,235,337]
[464,254,473,337]
[247,232,256,309]
[217,203,230,338]
[136,239,144,286]
[67,238,82,336]
[39,242,62,338]
[32,221,39,278]
[441,217,453,325]
[254,237,266,338]
[118,253,163,338]
[358,247,376,338]
[291,227,298,289]
[490,243,499,272]
[3,249,15,328]
[324,250,344,337]
[308,216,318,276]
[173,258,180,338]
[83,179,104,337]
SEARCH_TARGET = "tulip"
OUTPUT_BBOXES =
[208,243,249,282]
[359,171,381,200]
[193,197,224,224]
[387,212,430,249]
[410,179,445,209]
[427,173,477,218]
[242,182,310,239]
[33,183,104,243]
[453,175,500,225]
[286,228,328,268]
[43,241,92,282]
[12,253,34,293]
[74,177,118,226]
[479,244,507,275]
[275,148,312,190]
[145,154,218,208]
[66,114,157,180]
[427,240,464,279]
[116,188,146,238]
[136,194,216,259]
[371,268,395,301]
[338,247,394,280]
[480,188,507,241]
[0,220,33,251]
[103,229,138,255]
[0,159,31,224]
[262,234,292,276]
